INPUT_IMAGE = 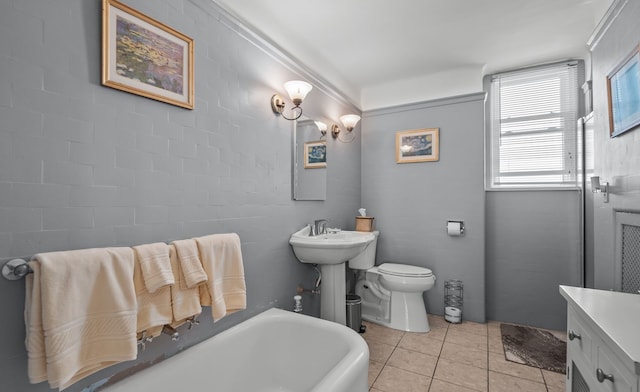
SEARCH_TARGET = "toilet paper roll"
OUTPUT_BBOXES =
[447,221,463,236]
[444,306,462,323]
[445,306,461,317]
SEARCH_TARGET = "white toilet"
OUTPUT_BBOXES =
[350,231,436,332]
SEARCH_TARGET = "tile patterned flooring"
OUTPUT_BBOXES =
[363,314,567,392]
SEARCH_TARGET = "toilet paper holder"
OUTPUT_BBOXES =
[446,220,465,236]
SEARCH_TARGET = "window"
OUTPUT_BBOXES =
[487,61,581,189]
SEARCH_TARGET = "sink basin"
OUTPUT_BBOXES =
[289,225,376,325]
[289,226,375,265]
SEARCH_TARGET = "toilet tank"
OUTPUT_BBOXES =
[348,231,379,270]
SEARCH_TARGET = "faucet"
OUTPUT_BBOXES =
[313,219,328,236]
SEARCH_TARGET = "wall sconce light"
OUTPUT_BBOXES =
[331,114,361,138]
[271,80,313,121]
[314,121,327,139]
[591,176,609,203]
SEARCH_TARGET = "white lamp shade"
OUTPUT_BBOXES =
[314,121,327,132]
[284,80,312,105]
[339,114,361,131]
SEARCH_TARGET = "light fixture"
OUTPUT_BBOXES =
[271,80,313,121]
[331,114,361,138]
[314,121,327,138]
[591,176,609,203]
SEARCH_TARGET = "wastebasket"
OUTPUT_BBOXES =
[346,294,364,333]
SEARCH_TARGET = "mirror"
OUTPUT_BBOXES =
[292,117,327,200]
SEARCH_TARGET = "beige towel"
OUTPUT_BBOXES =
[171,239,207,289]
[133,250,173,338]
[24,248,137,390]
[25,262,46,385]
[168,245,202,327]
[132,242,174,293]
[195,233,246,322]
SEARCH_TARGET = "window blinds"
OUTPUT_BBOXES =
[489,62,580,188]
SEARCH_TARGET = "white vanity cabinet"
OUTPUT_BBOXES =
[560,286,640,392]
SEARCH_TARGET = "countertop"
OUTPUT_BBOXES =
[560,285,640,375]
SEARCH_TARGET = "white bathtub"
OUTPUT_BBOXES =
[102,308,369,392]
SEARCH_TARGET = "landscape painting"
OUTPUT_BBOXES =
[102,0,194,109]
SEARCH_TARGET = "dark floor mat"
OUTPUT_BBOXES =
[500,323,566,374]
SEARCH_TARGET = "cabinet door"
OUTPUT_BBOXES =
[569,359,593,392]
[594,345,635,392]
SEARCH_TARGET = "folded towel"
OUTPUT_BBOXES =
[195,233,246,322]
[25,247,137,390]
[168,244,202,327]
[133,249,173,338]
[171,239,207,289]
[132,242,174,293]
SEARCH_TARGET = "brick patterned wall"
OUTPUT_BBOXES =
[0,0,361,390]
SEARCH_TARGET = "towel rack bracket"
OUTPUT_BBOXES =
[2,259,31,280]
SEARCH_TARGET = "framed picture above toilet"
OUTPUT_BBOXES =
[395,128,439,163]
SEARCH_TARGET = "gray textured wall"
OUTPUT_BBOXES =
[589,0,640,290]
[485,191,582,330]
[0,0,361,391]
[361,93,486,323]
[481,64,585,331]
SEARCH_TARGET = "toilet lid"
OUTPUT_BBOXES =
[378,263,433,277]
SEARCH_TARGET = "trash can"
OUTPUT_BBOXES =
[346,294,364,333]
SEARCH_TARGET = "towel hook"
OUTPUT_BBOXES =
[137,332,154,351]
[186,316,200,330]
[2,259,32,280]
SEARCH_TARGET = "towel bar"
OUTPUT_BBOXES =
[1,240,181,281]
[2,258,32,280]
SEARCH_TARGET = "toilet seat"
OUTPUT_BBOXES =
[378,263,433,278]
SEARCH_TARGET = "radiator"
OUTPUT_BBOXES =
[616,212,640,294]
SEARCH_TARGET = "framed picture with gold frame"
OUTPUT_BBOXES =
[102,0,194,109]
[395,128,439,163]
[303,141,327,169]
[607,45,640,137]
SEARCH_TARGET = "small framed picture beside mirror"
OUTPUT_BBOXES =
[303,141,327,169]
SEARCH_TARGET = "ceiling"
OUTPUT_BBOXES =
[214,0,613,110]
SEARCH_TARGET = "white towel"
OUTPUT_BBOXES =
[25,247,137,390]
[171,239,207,289]
[168,244,202,327]
[133,249,173,338]
[132,242,174,293]
[195,233,246,322]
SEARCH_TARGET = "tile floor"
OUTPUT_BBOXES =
[363,314,567,392]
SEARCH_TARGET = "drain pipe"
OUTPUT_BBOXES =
[296,264,321,295]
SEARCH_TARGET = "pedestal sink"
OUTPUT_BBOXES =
[289,226,375,325]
